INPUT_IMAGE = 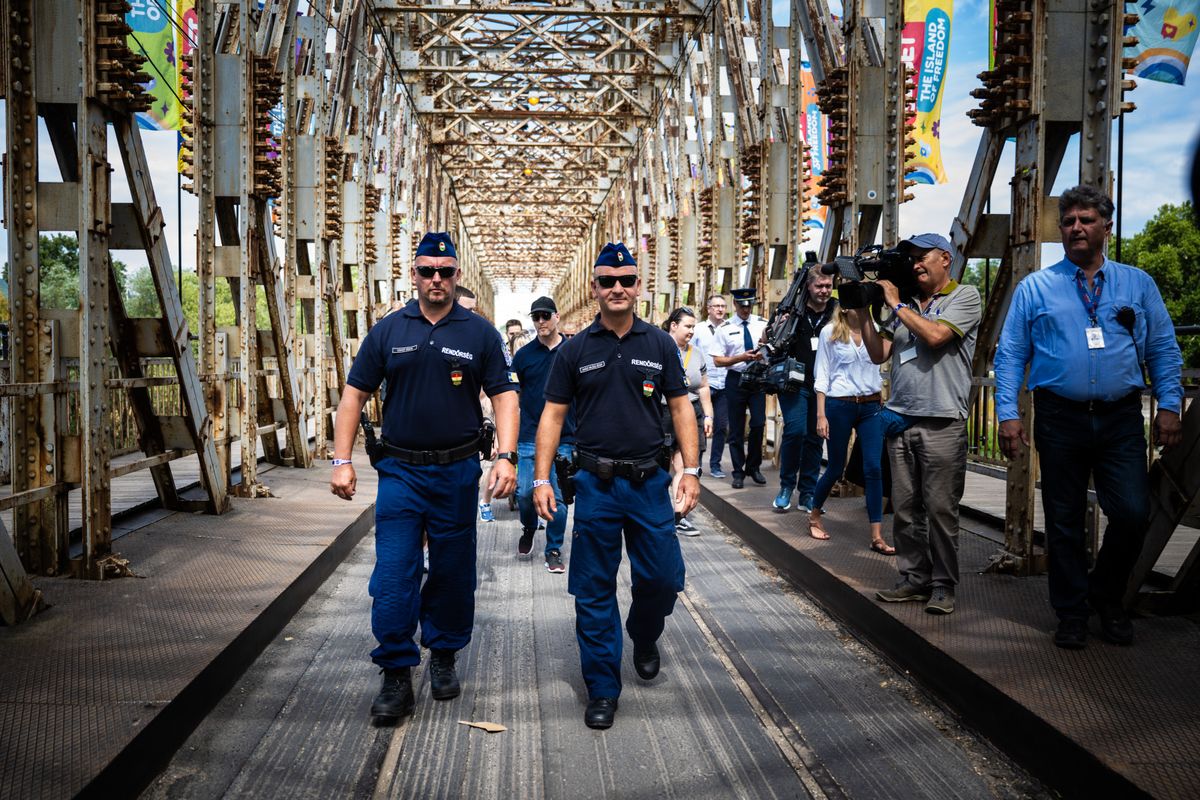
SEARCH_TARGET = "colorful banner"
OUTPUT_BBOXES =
[1124,0,1199,85]
[799,62,828,233]
[126,0,183,130]
[176,0,197,171]
[901,0,954,185]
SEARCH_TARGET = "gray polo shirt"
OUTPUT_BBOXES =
[881,281,982,419]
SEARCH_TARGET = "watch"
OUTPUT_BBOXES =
[496,451,518,465]
[681,467,701,477]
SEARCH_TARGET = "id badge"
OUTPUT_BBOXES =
[809,336,819,351]
[899,343,918,365]
[1086,327,1105,349]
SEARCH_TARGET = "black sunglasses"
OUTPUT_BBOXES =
[595,274,637,289]
[530,311,554,322]
[415,265,458,279]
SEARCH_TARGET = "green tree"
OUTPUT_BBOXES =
[1118,202,1200,368]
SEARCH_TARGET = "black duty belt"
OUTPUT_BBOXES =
[576,450,665,482]
[1034,388,1142,415]
[377,435,481,466]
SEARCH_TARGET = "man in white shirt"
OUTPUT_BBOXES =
[691,294,731,478]
[713,288,769,488]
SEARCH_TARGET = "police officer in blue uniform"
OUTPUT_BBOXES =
[534,242,700,730]
[330,232,519,722]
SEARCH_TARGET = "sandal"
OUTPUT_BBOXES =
[870,539,895,555]
[809,522,830,541]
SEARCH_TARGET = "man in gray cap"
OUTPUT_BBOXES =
[856,233,981,616]
[511,296,575,570]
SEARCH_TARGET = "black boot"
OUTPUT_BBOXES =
[370,667,415,720]
[633,642,661,680]
[429,649,462,700]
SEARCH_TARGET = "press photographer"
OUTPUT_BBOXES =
[753,258,837,513]
[857,233,981,616]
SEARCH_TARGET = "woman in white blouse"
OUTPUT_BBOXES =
[808,306,894,555]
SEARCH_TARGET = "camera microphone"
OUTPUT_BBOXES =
[1116,306,1135,334]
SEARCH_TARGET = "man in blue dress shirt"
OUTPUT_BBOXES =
[995,185,1183,650]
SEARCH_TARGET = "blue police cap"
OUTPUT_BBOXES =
[730,287,757,306]
[415,232,458,259]
[899,233,953,254]
[594,242,636,268]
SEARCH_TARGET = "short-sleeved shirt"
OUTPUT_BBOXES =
[511,336,576,445]
[880,281,981,419]
[715,313,768,373]
[346,299,518,448]
[680,343,707,403]
[691,319,729,390]
[544,315,688,460]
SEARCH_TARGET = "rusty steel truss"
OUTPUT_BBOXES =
[2,0,1197,616]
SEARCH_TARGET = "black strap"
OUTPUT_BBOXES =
[377,435,481,466]
[576,450,664,482]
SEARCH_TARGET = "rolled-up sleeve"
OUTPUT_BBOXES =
[813,330,833,395]
[994,281,1033,422]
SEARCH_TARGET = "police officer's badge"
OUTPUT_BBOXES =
[642,379,654,397]
[438,241,446,252]
[451,368,463,386]
[617,250,624,262]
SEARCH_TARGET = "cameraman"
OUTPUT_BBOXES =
[773,269,836,513]
[857,233,981,616]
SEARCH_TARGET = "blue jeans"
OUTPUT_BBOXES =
[569,468,686,700]
[516,441,573,556]
[708,387,729,470]
[1034,391,1149,620]
[370,456,482,669]
[777,388,823,505]
[812,399,885,522]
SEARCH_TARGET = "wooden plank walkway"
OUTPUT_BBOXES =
[146,495,1032,800]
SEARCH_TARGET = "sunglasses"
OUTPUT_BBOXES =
[530,311,553,322]
[595,274,637,289]
[415,265,458,279]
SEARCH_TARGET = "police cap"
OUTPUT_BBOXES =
[416,232,458,259]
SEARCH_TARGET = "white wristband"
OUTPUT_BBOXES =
[532,479,552,488]
[332,458,353,466]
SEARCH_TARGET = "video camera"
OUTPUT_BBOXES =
[741,252,819,395]
[821,244,919,321]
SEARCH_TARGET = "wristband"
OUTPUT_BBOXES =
[532,479,552,488]
[893,303,906,315]
[332,458,353,466]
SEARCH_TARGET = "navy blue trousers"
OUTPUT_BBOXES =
[369,456,482,669]
[725,371,766,479]
[1033,392,1149,620]
[568,468,686,700]
[708,387,729,471]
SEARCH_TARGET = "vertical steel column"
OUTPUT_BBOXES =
[78,0,114,573]
[4,0,60,572]
[237,0,260,493]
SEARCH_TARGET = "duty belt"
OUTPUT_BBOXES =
[377,435,481,466]
[1034,388,1142,415]
[576,450,666,482]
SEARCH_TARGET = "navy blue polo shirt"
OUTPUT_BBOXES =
[511,336,576,445]
[346,299,518,449]
[544,315,687,460]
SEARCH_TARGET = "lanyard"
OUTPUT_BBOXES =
[683,345,694,368]
[1074,270,1104,325]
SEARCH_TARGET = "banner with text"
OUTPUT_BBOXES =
[902,0,954,185]
[126,0,183,131]
[799,62,828,234]
[1124,0,1199,85]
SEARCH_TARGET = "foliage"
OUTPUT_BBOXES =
[1117,202,1199,368]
